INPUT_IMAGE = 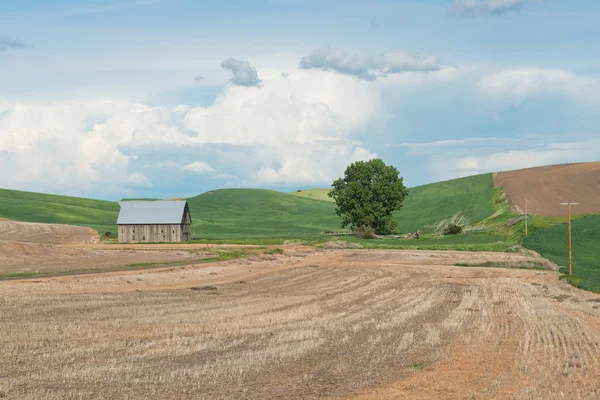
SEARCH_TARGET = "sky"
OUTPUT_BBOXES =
[1,0,599,200]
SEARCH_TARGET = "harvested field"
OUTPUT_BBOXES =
[0,219,99,245]
[0,220,216,276]
[494,161,600,216]
[1,248,599,399]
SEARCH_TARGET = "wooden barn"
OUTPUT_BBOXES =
[117,200,192,243]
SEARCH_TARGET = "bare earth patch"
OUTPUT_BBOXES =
[1,249,599,399]
[494,161,600,216]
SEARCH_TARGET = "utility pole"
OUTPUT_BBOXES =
[559,202,579,275]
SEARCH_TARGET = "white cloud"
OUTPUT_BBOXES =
[299,46,440,81]
[428,137,600,181]
[182,161,217,174]
[451,0,545,17]
[220,58,262,87]
[127,172,152,187]
[0,67,381,194]
[256,146,377,186]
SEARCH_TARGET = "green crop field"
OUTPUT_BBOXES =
[0,188,119,234]
[395,173,499,233]
[0,173,511,245]
[187,189,341,242]
[524,214,600,293]
[289,188,334,202]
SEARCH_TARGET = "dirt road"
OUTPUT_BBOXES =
[1,248,599,399]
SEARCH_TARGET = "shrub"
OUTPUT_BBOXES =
[353,225,376,239]
[443,224,463,235]
[377,215,398,235]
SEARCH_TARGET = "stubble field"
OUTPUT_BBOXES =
[2,246,600,399]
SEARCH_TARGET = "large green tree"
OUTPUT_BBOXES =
[328,159,409,235]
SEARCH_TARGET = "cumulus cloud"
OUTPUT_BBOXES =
[220,57,262,87]
[451,0,545,17]
[194,74,204,81]
[0,36,31,52]
[0,67,380,195]
[182,161,217,174]
[299,46,440,80]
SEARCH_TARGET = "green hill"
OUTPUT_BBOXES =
[290,188,334,202]
[524,215,600,293]
[287,174,501,234]
[396,173,499,233]
[187,189,341,241]
[0,173,504,241]
[0,188,119,234]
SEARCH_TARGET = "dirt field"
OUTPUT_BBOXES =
[0,220,216,275]
[494,161,600,216]
[1,247,599,399]
[0,219,100,245]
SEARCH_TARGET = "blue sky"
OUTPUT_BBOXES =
[1,0,599,200]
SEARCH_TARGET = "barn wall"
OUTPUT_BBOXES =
[182,208,191,241]
[118,224,183,243]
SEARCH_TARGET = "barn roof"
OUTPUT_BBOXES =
[117,200,190,225]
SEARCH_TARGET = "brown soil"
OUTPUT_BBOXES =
[0,220,220,275]
[494,161,600,216]
[1,248,599,399]
[0,219,100,244]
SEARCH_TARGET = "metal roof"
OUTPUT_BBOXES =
[117,201,189,225]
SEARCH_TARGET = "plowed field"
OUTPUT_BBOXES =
[0,219,99,244]
[494,161,600,216]
[1,248,599,399]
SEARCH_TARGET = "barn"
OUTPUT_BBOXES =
[117,200,192,243]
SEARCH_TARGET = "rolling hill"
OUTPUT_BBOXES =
[186,189,340,241]
[0,174,507,241]
[289,188,334,202]
[494,161,600,216]
[0,188,119,234]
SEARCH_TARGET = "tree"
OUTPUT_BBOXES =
[328,159,409,235]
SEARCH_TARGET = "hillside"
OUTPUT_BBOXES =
[494,161,600,216]
[0,188,119,235]
[0,173,503,242]
[290,188,334,202]
[524,214,600,293]
[396,173,499,233]
[186,189,341,241]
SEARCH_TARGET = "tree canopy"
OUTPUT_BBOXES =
[328,159,409,235]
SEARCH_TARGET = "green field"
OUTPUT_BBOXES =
[187,189,341,241]
[0,188,119,234]
[289,188,334,202]
[395,173,499,233]
[0,174,510,244]
[524,215,600,293]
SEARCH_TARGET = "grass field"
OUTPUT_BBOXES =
[289,188,333,202]
[0,188,119,234]
[187,189,342,241]
[396,173,499,233]
[0,174,512,245]
[523,214,600,293]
